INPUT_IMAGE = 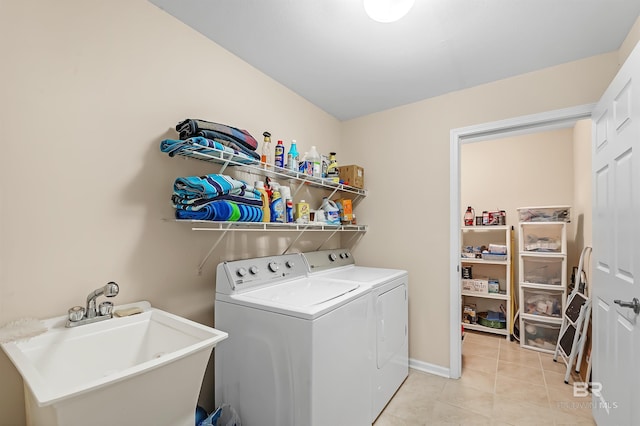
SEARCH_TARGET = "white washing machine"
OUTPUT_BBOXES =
[214,253,371,426]
[301,249,409,423]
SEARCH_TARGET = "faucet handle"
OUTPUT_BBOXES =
[68,306,85,322]
[99,301,114,316]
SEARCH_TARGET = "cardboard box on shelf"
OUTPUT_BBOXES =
[339,165,365,189]
[334,198,353,223]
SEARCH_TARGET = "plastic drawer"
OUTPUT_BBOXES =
[517,206,571,223]
[519,223,566,254]
[521,255,565,286]
[521,317,561,353]
[521,287,563,318]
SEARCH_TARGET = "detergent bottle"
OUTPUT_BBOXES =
[255,181,270,223]
[321,197,341,225]
[270,183,285,223]
[308,146,322,178]
[464,206,475,226]
[280,186,294,223]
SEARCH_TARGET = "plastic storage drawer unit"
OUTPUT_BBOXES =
[522,317,561,353]
[521,255,566,286]
[519,222,566,254]
[521,287,564,318]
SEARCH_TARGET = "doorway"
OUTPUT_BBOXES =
[449,104,594,379]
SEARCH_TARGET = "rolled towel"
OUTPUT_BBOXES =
[176,119,258,151]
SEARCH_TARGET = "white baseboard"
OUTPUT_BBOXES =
[408,358,451,378]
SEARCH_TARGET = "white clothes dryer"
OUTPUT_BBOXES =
[214,253,371,426]
[301,249,409,423]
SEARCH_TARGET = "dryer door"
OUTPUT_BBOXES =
[376,283,408,368]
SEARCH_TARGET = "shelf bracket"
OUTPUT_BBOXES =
[282,224,310,255]
[218,159,232,174]
[316,226,341,251]
[342,229,366,247]
[196,222,232,275]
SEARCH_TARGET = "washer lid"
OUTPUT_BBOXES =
[243,278,360,306]
[222,277,369,319]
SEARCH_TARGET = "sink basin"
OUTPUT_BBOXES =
[1,301,228,426]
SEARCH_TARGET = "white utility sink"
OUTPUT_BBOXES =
[1,301,228,426]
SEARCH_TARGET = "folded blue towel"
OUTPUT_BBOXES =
[176,119,259,152]
[160,137,258,165]
[172,193,262,209]
[173,174,248,199]
[175,201,262,222]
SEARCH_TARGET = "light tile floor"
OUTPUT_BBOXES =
[374,330,596,425]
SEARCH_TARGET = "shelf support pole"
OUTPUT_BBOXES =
[282,224,310,254]
[196,222,232,275]
[316,226,341,251]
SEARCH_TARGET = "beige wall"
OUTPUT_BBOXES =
[1,1,638,422]
[0,0,342,421]
[573,120,593,290]
[341,54,620,368]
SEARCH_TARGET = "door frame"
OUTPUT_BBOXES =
[449,104,595,379]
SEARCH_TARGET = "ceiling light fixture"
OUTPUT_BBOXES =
[363,0,415,23]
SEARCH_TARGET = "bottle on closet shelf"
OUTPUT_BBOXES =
[274,140,285,169]
[261,132,272,167]
[464,206,475,226]
[286,140,299,172]
[255,181,270,223]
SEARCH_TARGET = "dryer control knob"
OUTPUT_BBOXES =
[249,265,259,275]
[285,260,295,268]
[268,261,279,272]
[329,253,337,261]
[344,252,350,258]
[339,253,346,259]
[236,267,247,277]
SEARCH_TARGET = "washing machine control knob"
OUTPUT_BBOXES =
[236,267,247,277]
[249,265,259,275]
[328,253,337,261]
[285,260,294,268]
[339,253,346,259]
[268,261,279,272]
[344,252,350,258]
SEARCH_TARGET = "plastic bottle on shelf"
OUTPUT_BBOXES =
[321,197,341,225]
[286,140,299,172]
[299,152,310,175]
[464,206,475,226]
[308,145,322,178]
[270,183,285,223]
[274,140,285,169]
[280,186,294,223]
[326,152,339,182]
[261,132,272,166]
[255,181,270,223]
[295,200,310,223]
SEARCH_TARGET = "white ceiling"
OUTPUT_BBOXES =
[149,0,640,121]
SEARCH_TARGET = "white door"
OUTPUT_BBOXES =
[592,42,640,424]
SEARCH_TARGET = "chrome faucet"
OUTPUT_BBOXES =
[66,282,120,327]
